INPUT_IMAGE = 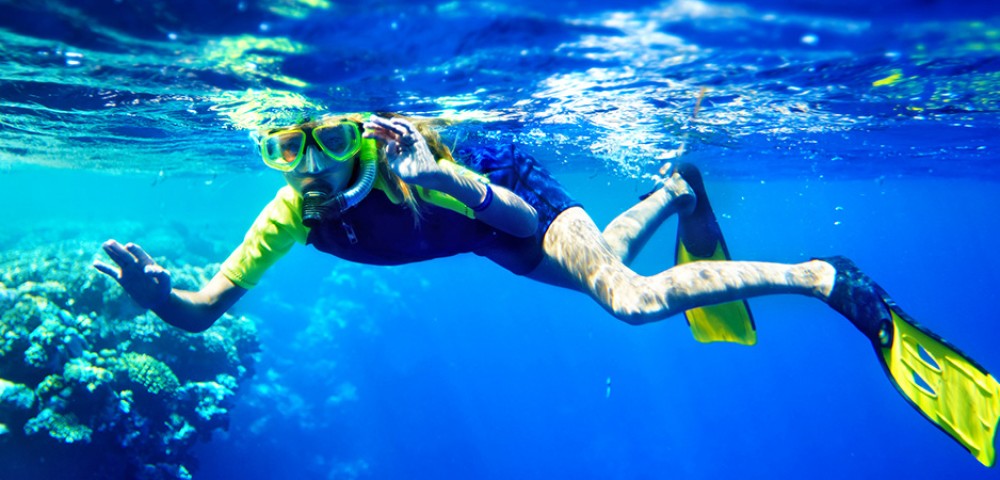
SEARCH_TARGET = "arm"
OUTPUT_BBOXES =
[94,240,247,333]
[364,115,539,238]
[425,160,539,237]
[97,189,301,332]
[153,272,246,332]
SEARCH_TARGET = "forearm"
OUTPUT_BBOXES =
[150,290,224,333]
[151,274,246,333]
[429,162,539,237]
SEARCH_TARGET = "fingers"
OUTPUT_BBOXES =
[362,117,395,141]
[393,119,418,145]
[144,264,171,285]
[363,115,418,145]
[93,261,121,281]
[102,239,159,268]
[126,243,157,267]
[102,239,137,268]
[365,115,404,137]
[100,239,163,286]
[363,125,400,145]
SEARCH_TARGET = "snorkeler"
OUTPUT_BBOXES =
[94,113,999,466]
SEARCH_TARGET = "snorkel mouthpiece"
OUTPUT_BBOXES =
[302,180,333,229]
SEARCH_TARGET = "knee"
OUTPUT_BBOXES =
[612,310,653,326]
[602,290,675,326]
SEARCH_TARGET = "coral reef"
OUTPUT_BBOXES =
[0,218,411,479]
[0,229,259,480]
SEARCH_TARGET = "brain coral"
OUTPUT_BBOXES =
[114,353,181,397]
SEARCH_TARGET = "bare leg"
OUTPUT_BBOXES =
[534,181,998,465]
[601,172,694,265]
[528,207,836,325]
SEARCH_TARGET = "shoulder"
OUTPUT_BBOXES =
[275,185,301,204]
[263,185,302,217]
[248,186,307,243]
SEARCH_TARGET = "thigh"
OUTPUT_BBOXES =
[525,207,622,291]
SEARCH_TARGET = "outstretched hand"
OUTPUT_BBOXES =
[93,240,172,310]
[363,115,445,187]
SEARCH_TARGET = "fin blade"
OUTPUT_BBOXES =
[879,305,1000,467]
[676,240,757,346]
[674,163,755,346]
[685,298,757,345]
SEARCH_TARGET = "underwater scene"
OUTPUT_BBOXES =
[1,0,999,478]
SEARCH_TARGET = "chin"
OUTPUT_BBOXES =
[283,171,335,195]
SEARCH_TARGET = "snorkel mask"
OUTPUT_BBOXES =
[254,117,379,227]
[259,120,364,171]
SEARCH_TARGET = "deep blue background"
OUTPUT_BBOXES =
[1,0,999,478]
[188,170,1000,479]
[4,163,996,478]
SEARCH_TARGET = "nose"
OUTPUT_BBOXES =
[302,145,323,173]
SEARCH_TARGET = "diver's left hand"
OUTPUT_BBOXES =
[94,240,172,310]
[363,115,445,188]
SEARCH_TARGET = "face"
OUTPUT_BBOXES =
[259,118,364,194]
[282,145,356,195]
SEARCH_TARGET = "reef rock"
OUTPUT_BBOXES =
[0,237,259,479]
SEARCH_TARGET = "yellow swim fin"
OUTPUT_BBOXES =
[823,255,1000,466]
[879,296,1000,467]
[674,164,756,346]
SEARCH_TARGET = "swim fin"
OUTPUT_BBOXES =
[822,256,1000,467]
[674,163,756,346]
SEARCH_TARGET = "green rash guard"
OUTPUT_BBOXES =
[219,185,307,289]
[219,163,491,289]
[218,144,580,287]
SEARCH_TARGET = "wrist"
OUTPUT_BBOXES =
[146,289,172,311]
[471,184,493,213]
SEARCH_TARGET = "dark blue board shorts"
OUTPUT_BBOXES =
[455,144,581,274]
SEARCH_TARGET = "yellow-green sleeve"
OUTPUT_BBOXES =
[219,186,309,289]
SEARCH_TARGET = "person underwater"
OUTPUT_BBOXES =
[94,112,1000,466]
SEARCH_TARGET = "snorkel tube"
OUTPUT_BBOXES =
[301,137,378,227]
[329,137,378,212]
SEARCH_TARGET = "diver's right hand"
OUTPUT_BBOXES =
[94,240,172,310]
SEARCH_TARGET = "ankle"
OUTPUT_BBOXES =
[665,173,696,216]
[793,260,836,299]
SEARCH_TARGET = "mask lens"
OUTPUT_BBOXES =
[262,130,306,170]
[314,122,361,161]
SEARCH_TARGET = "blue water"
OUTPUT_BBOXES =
[2,0,1000,479]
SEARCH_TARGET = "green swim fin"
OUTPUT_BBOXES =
[823,256,1000,467]
[674,164,756,346]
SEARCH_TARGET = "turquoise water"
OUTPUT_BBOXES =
[1,1,999,479]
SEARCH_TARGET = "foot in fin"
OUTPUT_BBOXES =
[820,255,1000,467]
[820,255,893,344]
[674,163,756,346]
